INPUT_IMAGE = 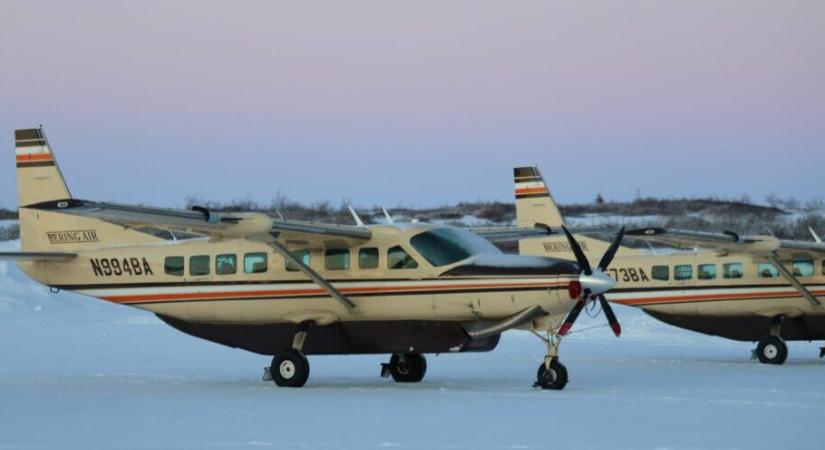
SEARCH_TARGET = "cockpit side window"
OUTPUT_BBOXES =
[409,228,499,267]
[388,246,419,270]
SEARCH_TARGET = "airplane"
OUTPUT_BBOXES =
[0,127,625,389]
[511,165,825,365]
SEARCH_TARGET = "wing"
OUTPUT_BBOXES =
[24,199,371,247]
[472,224,617,243]
[627,227,825,258]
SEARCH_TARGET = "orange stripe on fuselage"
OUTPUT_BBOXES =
[515,187,548,196]
[15,153,53,163]
[613,289,825,306]
[101,281,569,304]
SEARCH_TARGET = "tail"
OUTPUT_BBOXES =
[13,127,162,259]
[514,165,642,258]
[15,128,71,206]
[514,166,564,228]
[15,127,74,252]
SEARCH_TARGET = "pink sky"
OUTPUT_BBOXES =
[1,1,823,208]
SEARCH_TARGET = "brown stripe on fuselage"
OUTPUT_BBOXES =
[100,281,568,305]
[613,289,825,307]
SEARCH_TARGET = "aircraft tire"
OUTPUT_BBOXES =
[756,335,788,365]
[271,349,310,387]
[389,353,427,383]
[536,359,568,390]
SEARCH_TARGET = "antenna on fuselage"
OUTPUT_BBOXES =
[810,227,823,243]
[349,205,365,227]
[381,207,395,225]
[275,209,285,220]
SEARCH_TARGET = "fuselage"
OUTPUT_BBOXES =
[520,236,825,341]
[19,223,581,354]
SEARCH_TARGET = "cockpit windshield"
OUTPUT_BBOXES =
[409,227,501,267]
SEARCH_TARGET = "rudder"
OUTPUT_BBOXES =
[15,127,71,207]
[513,166,564,228]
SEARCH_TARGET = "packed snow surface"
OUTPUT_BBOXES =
[1,241,823,449]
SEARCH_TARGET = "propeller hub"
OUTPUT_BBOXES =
[579,269,615,296]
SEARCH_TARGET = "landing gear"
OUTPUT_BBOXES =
[532,331,569,390]
[752,316,788,365]
[268,321,312,387]
[536,359,568,390]
[271,349,310,387]
[755,335,788,365]
[382,353,427,383]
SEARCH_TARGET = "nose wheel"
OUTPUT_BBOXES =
[532,330,569,390]
[536,359,568,390]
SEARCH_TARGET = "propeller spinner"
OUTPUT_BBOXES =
[558,226,626,337]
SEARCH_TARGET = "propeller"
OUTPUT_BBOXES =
[558,226,625,337]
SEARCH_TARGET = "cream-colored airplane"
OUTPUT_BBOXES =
[0,128,625,390]
[513,166,825,365]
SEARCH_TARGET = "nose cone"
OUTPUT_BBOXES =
[579,270,616,296]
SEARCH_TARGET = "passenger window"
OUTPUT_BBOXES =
[388,246,419,270]
[698,264,717,280]
[325,249,350,271]
[216,254,237,275]
[758,263,779,278]
[793,260,814,277]
[244,252,268,274]
[285,250,310,272]
[674,264,693,281]
[359,248,379,269]
[723,263,744,279]
[164,256,184,276]
[189,255,210,276]
[651,265,669,281]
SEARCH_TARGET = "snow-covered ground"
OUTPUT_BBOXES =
[1,241,823,449]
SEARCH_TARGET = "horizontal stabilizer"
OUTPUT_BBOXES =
[0,251,77,261]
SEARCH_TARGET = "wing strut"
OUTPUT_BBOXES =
[769,254,821,307]
[265,239,357,310]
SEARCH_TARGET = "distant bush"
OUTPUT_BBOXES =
[0,208,16,221]
[0,224,19,241]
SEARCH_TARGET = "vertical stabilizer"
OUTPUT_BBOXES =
[15,127,71,206]
[514,166,564,228]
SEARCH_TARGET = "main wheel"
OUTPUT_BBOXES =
[536,359,568,390]
[756,335,788,365]
[388,353,427,383]
[271,349,310,387]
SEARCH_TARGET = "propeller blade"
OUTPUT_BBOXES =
[561,225,592,275]
[597,226,626,271]
[558,299,587,336]
[598,294,621,337]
